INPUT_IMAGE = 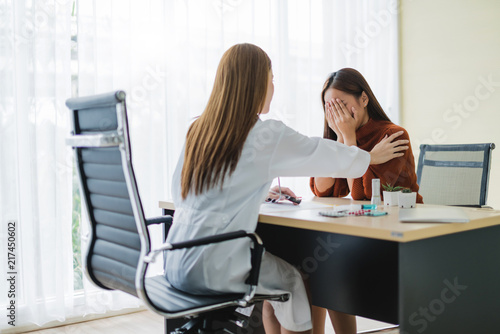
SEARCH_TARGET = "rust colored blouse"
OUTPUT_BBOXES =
[310,118,423,203]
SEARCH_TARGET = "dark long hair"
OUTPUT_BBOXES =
[321,68,391,140]
[181,43,271,199]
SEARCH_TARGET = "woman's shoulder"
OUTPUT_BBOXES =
[257,118,286,130]
[247,118,288,146]
[374,120,409,137]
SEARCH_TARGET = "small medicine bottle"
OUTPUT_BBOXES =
[371,178,381,205]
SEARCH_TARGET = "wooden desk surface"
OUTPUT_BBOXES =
[159,197,500,242]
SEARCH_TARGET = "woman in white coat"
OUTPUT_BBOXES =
[165,43,408,334]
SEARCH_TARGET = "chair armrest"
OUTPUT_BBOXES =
[144,230,265,298]
[146,216,173,243]
[146,215,173,226]
[167,230,248,249]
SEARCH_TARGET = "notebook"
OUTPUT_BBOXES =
[399,207,470,223]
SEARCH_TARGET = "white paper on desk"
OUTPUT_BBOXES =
[260,201,331,214]
[399,207,470,223]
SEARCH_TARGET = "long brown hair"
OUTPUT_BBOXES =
[181,43,272,199]
[321,68,391,140]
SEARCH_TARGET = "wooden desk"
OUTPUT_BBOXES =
[159,198,500,334]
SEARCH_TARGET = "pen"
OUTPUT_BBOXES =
[269,191,302,204]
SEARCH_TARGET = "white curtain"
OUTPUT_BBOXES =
[0,0,75,330]
[0,0,398,331]
[163,0,400,196]
[76,0,399,246]
[75,0,167,317]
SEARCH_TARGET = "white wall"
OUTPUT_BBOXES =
[400,0,500,207]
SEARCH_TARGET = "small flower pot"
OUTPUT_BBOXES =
[398,192,417,208]
[383,191,400,206]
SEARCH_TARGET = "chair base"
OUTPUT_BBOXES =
[168,308,251,334]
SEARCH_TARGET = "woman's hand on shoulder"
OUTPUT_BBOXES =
[369,131,409,165]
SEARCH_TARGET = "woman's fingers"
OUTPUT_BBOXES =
[269,185,280,193]
[335,98,350,117]
[385,131,405,142]
[369,131,411,165]
[267,186,297,202]
[333,101,345,121]
[328,100,341,119]
[393,146,409,153]
[325,104,336,128]
[266,190,281,202]
[384,133,409,152]
[280,186,297,198]
[326,103,335,119]
[325,103,345,141]
[392,139,410,147]
[379,132,408,147]
[330,99,357,138]
[327,103,340,128]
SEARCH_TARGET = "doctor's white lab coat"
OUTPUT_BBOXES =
[165,119,370,331]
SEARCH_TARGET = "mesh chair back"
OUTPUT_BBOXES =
[417,143,495,206]
[66,91,149,297]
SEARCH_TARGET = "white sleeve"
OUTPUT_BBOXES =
[268,121,370,178]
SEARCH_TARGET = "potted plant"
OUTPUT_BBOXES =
[382,183,403,206]
[398,188,417,208]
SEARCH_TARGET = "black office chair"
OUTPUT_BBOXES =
[65,91,288,334]
[416,143,495,207]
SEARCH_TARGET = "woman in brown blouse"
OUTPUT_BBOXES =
[310,68,422,334]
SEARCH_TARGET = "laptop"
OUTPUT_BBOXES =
[399,207,470,223]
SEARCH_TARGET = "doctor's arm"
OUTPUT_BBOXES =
[268,122,370,178]
[310,131,409,195]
